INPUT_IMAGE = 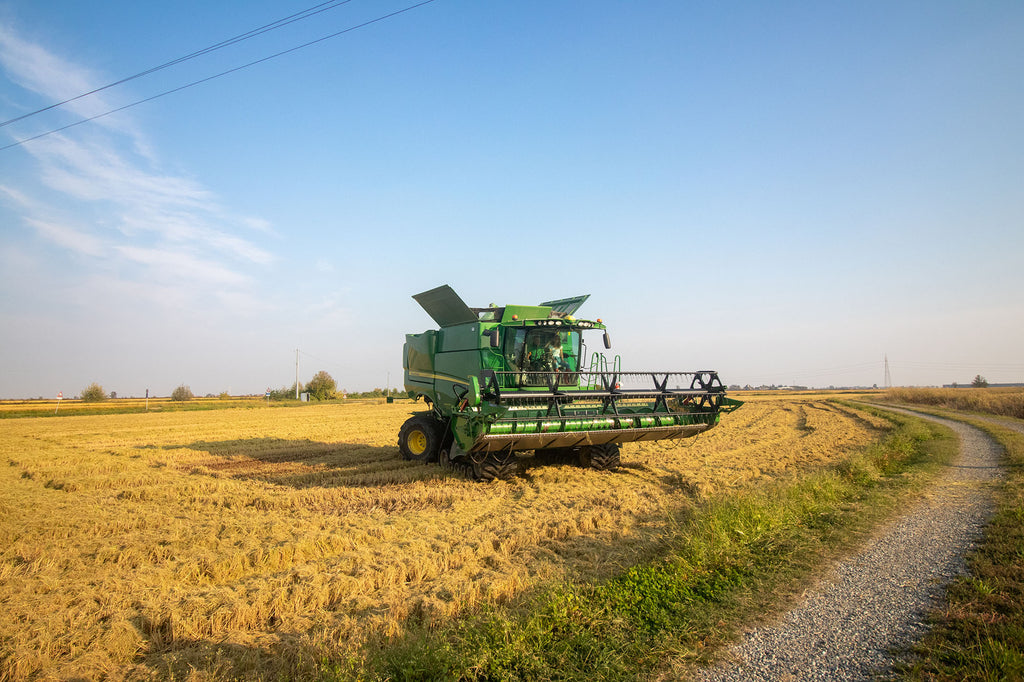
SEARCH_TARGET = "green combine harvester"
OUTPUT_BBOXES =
[399,285,742,480]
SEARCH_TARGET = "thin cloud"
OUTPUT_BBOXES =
[25,217,105,257]
[0,25,275,309]
[24,134,274,266]
[116,245,251,287]
[0,24,144,147]
[29,135,212,208]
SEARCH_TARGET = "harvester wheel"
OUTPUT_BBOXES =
[398,414,443,463]
[533,447,577,465]
[580,443,620,471]
[471,452,519,481]
[442,453,475,479]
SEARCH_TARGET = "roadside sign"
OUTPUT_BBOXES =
[55,391,63,414]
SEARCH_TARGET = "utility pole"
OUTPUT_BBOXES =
[884,354,892,389]
[295,349,300,399]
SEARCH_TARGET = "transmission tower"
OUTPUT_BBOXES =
[884,354,892,388]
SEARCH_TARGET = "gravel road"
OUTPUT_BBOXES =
[693,408,1003,681]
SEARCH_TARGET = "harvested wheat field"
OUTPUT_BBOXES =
[0,393,887,680]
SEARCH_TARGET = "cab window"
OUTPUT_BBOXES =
[504,328,580,373]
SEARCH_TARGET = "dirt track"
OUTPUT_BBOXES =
[695,408,1003,681]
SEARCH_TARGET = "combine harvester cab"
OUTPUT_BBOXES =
[399,285,742,481]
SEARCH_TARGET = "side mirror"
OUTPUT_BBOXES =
[487,329,500,348]
[603,331,612,349]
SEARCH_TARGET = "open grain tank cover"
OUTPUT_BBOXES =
[539,295,590,316]
[412,285,477,328]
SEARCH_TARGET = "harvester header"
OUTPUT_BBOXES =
[399,285,741,480]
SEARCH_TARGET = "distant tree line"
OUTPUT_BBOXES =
[267,370,405,401]
[79,382,195,401]
[266,370,338,401]
[75,372,403,403]
[344,387,406,399]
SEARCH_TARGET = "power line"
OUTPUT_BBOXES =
[756,361,882,382]
[0,0,439,152]
[297,349,349,372]
[0,0,355,129]
[892,360,1024,371]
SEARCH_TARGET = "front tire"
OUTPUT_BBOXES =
[580,443,621,471]
[471,452,519,481]
[398,414,444,463]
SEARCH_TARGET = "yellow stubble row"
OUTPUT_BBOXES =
[0,395,885,680]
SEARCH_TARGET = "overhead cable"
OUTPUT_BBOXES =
[0,0,438,152]
[0,0,355,129]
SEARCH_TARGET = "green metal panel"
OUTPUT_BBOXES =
[501,305,551,322]
[438,324,479,351]
[412,285,477,328]
[405,332,435,374]
[540,295,590,316]
[403,332,436,398]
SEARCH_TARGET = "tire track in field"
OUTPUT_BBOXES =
[694,407,1003,681]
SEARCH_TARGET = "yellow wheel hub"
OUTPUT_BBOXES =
[408,429,428,455]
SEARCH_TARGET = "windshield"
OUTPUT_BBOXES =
[505,327,581,373]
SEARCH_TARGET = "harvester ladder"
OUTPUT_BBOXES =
[586,352,606,387]
[585,353,622,388]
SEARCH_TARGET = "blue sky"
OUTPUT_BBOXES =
[1,0,1022,398]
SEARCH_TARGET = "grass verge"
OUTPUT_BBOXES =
[335,405,955,681]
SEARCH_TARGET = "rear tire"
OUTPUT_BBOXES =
[398,414,444,463]
[580,443,620,471]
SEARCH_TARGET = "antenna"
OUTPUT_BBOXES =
[884,354,892,388]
